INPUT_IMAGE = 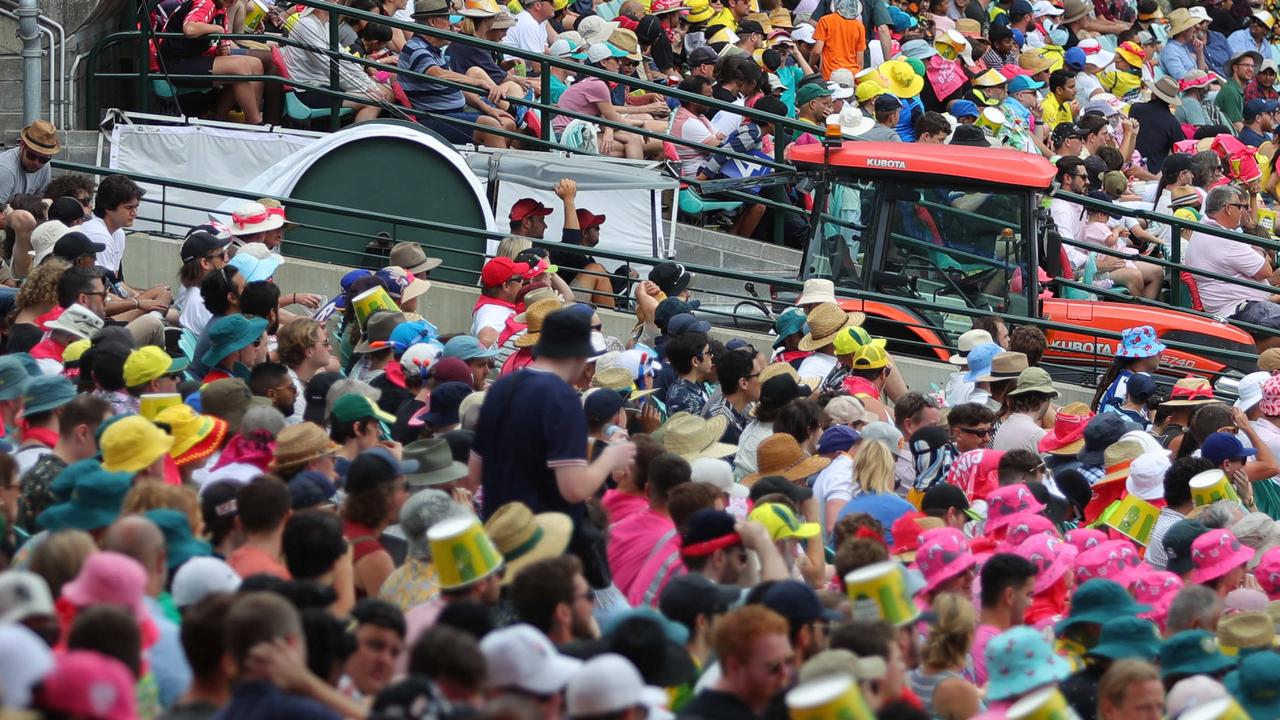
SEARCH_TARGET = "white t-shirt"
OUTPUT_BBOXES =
[992,412,1047,453]
[1184,221,1271,317]
[471,304,515,338]
[944,371,974,408]
[503,11,547,59]
[797,352,837,383]
[1075,72,1102,105]
[180,285,212,336]
[81,216,127,276]
[812,453,855,533]
[14,445,51,476]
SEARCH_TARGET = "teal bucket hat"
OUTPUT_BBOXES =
[144,508,212,570]
[36,460,133,532]
[201,314,268,368]
[1224,650,1280,718]
[1159,630,1237,679]
[772,308,808,349]
[19,375,77,418]
[1087,616,1162,661]
[0,355,31,402]
[985,626,1071,702]
[1055,579,1151,634]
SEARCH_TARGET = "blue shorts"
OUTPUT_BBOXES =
[418,109,485,145]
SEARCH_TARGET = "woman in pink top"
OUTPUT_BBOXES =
[553,43,660,159]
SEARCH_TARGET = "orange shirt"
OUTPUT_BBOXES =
[227,545,291,580]
[814,13,867,79]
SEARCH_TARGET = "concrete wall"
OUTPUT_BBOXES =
[123,231,1096,406]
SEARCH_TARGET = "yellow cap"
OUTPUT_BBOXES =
[124,346,182,388]
[101,415,176,473]
[832,326,887,356]
[851,344,890,370]
[429,515,505,589]
[749,502,820,540]
[855,80,885,104]
[62,339,90,363]
[972,68,1008,87]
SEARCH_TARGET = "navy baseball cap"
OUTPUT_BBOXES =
[1244,98,1280,120]
[760,580,842,634]
[1200,432,1257,465]
[1126,373,1157,402]
[667,313,711,336]
[817,425,861,455]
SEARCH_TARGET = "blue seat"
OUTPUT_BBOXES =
[678,187,741,216]
[285,91,353,125]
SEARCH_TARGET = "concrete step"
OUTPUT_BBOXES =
[672,220,803,300]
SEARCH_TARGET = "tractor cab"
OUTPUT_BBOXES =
[786,141,1256,379]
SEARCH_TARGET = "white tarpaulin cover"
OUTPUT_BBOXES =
[110,122,318,235]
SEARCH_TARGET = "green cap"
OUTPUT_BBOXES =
[144,508,212,570]
[1163,519,1209,576]
[331,394,396,425]
[796,82,834,107]
[37,459,133,532]
[1087,616,1162,661]
[1159,630,1236,679]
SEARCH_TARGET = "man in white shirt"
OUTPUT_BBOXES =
[472,256,533,347]
[82,173,174,315]
[1184,185,1280,330]
[503,0,554,67]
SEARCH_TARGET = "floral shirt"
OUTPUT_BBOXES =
[93,388,140,416]
[379,557,441,613]
[16,454,66,534]
[701,395,748,444]
[666,378,709,418]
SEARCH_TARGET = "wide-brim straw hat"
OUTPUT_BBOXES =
[271,422,340,471]
[798,302,863,352]
[514,297,564,348]
[743,433,831,485]
[661,414,737,462]
[484,502,573,584]
[977,351,1028,383]
[1161,377,1215,407]
[1167,8,1199,36]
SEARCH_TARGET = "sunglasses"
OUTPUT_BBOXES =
[957,427,994,437]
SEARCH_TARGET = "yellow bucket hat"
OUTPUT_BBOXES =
[429,515,505,590]
[101,415,176,474]
[877,59,924,98]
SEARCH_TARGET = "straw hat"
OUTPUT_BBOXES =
[661,414,738,462]
[977,351,1028,383]
[483,502,573,584]
[1162,377,1215,407]
[1100,437,1147,484]
[1061,0,1091,23]
[592,367,657,400]
[271,422,340,472]
[759,361,801,385]
[1018,49,1054,74]
[1167,8,1198,36]
[743,433,832,485]
[514,298,565,348]
[798,302,863,352]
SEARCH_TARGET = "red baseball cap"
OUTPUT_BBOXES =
[510,198,553,222]
[481,256,531,287]
[576,208,607,229]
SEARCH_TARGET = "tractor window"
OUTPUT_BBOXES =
[809,178,878,289]
[876,181,1031,335]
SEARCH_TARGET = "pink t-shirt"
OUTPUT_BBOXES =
[602,489,649,524]
[607,508,676,598]
[552,77,611,133]
[1185,219,1271,316]
[626,533,685,607]
[970,623,1003,687]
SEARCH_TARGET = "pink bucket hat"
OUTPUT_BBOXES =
[1191,529,1254,585]
[1076,539,1143,587]
[916,527,980,594]
[1255,546,1280,598]
[1066,527,1107,553]
[997,513,1058,553]
[1261,375,1280,417]
[36,650,138,720]
[59,551,150,626]
[1131,569,1182,628]
[1015,533,1078,595]
[985,484,1046,533]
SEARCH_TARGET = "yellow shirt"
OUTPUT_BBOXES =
[1041,93,1073,132]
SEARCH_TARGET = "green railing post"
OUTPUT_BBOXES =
[1169,216,1183,308]
[134,0,150,114]
[328,12,341,131]
[540,70,551,144]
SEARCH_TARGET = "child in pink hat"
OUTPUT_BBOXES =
[996,513,1057,554]
[1255,546,1280,599]
[35,650,138,720]
[1130,569,1182,631]
[1015,533,1077,629]
[915,527,980,602]
[983,484,1046,540]
[1191,528,1254,597]
[1065,527,1107,553]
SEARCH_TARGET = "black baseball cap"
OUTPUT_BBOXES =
[303,371,343,425]
[760,580,842,633]
[180,230,232,264]
[759,375,809,410]
[47,196,89,224]
[874,94,902,113]
[650,262,694,296]
[921,483,971,515]
[654,297,701,332]
[749,475,814,504]
[1163,519,1209,575]
[681,509,742,557]
[51,231,105,262]
[737,19,764,35]
[659,574,741,631]
[689,46,718,66]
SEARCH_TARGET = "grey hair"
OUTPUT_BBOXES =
[325,379,380,419]
[1203,184,1246,217]
[241,404,286,438]
[1165,585,1223,635]
[1198,500,1248,530]
[400,489,473,559]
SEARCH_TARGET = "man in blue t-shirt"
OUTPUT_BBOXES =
[471,306,635,520]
